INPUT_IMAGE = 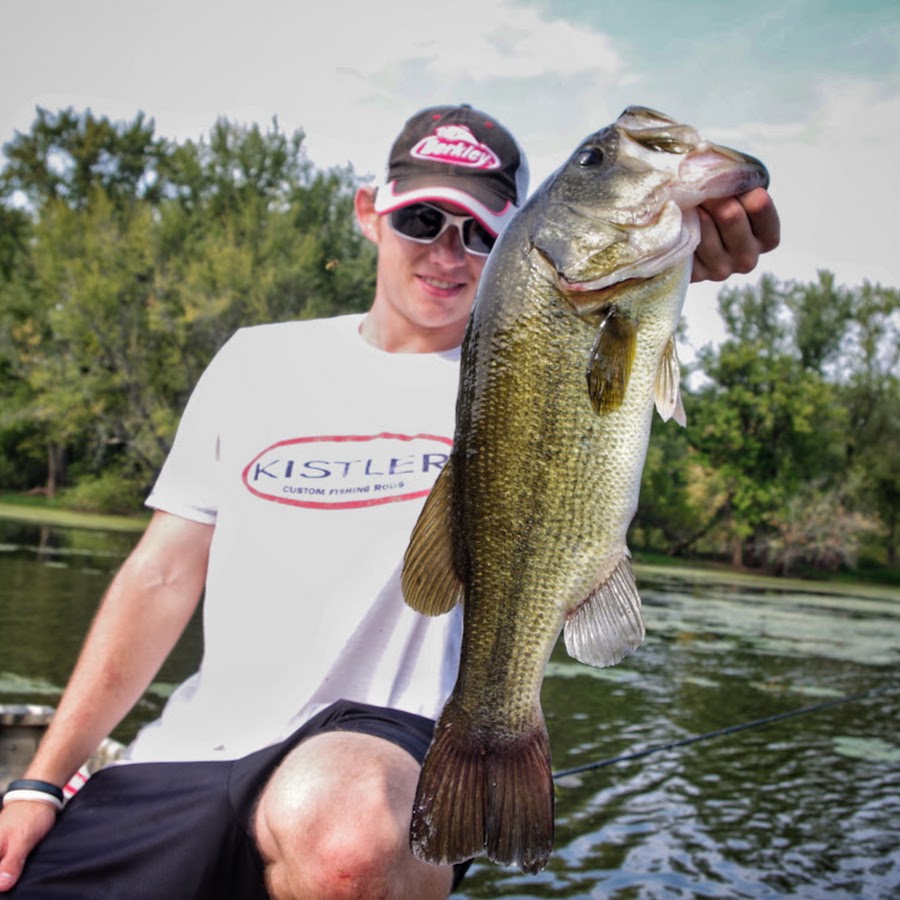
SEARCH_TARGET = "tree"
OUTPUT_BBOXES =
[689,275,848,568]
[1,107,164,209]
[687,273,896,572]
[784,270,855,375]
[0,202,45,489]
[1,109,167,501]
[837,282,900,565]
[633,413,725,556]
[0,109,375,508]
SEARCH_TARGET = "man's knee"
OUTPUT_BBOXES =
[253,731,452,899]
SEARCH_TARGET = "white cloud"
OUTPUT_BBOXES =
[1,0,632,194]
[424,16,623,81]
[268,0,625,82]
[643,72,900,355]
[261,1,630,182]
[750,76,900,288]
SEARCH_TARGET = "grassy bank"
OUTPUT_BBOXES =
[0,497,149,533]
[1,495,895,592]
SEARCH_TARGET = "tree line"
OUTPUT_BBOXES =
[1,109,897,577]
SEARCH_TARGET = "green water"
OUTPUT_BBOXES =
[0,520,201,741]
[1,520,897,898]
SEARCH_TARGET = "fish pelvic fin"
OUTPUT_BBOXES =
[654,336,687,425]
[564,554,646,667]
[401,461,464,616]
[586,305,637,415]
[410,703,555,875]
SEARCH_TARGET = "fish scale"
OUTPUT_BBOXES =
[401,106,769,874]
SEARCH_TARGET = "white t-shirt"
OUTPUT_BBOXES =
[128,314,463,762]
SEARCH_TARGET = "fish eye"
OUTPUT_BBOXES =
[575,147,604,167]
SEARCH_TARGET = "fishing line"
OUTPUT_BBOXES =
[552,683,897,781]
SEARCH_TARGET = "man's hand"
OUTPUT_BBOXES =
[692,187,780,283]
[0,801,57,892]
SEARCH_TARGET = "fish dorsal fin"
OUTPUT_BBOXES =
[654,335,687,426]
[563,554,645,667]
[402,460,465,616]
[585,306,637,415]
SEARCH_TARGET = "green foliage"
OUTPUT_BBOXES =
[630,416,714,555]
[1,107,164,209]
[837,282,900,566]
[59,467,146,515]
[1,107,896,577]
[0,107,374,507]
[637,271,899,573]
[784,270,855,375]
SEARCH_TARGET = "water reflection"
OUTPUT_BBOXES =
[0,519,202,741]
[0,522,897,897]
[462,570,900,898]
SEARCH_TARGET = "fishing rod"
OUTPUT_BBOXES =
[552,683,896,781]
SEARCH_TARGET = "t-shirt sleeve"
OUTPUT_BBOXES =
[145,330,245,524]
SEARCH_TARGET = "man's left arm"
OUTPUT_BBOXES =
[692,187,780,283]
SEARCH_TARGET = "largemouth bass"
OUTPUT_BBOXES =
[402,107,770,873]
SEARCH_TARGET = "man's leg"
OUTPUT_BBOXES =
[8,759,270,899]
[253,730,454,899]
[9,702,469,898]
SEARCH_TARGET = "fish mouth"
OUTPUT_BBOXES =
[556,274,648,311]
[675,144,770,203]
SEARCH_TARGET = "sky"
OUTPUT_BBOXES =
[2,0,898,355]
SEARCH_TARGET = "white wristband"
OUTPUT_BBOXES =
[2,789,64,812]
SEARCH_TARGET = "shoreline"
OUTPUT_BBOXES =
[1,500,895,596]
[0,501,149,533]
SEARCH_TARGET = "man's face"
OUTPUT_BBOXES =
[357,188,490,352]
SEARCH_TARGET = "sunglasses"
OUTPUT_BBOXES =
[388,203,497,256]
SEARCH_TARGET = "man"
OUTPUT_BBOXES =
[0,104,779,898]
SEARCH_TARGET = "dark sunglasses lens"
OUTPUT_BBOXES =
[391,205,445,241]
[463,220,496,255]
[390,203,496,255]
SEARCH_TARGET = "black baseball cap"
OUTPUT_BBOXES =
[374,104,529,235]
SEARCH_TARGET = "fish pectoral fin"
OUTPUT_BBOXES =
[564,555,646,667]
[654,336,687,425]
[586,306,637,415]
[401,462,464,616]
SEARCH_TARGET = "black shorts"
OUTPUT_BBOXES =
[10,700,472,898]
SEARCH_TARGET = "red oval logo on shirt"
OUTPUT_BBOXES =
[241,433,452,510]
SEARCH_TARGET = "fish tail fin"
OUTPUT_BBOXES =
[410,702,554,875]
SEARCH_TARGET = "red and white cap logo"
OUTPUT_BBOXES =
[410,125,501,171]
